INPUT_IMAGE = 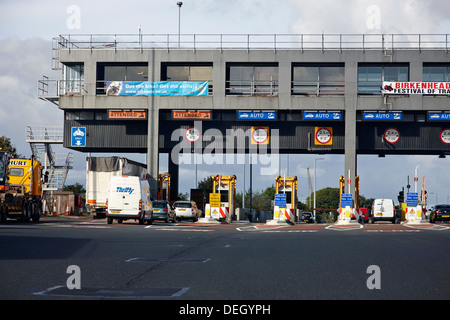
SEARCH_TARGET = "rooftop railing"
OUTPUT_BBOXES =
[54,33,450,53]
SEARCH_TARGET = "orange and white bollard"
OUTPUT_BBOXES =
[53,200,57,216]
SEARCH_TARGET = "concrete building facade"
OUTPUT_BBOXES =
[39,34,450,200]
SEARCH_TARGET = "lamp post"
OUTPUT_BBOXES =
[313,154,324,221]
[177,2,183,48]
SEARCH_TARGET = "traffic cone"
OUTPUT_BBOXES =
[43,200,48,216]
[65,203,70,216]
[53,201,57,216]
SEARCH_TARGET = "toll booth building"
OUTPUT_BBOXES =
[39,34,450,200]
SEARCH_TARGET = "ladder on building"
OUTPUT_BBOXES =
[26,126,73,191]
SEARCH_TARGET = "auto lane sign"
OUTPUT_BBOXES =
[238,111,276,120]
[363,112,402,121]
[303,111,342,120]
[71,127,86,147]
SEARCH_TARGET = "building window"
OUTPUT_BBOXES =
[64,63,84,94]
[358,64,409,94]
[292,64,344,95]
[423,64,450,81]
[226,63,278,95]
[97,63,148,94]
[161,63,213,94]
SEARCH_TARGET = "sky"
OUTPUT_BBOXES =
[0,0,449,206]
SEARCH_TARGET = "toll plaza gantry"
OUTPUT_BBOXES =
[40,34,450,203]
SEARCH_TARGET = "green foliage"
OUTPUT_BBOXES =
[0,136,20,158]
[62,183,86,194]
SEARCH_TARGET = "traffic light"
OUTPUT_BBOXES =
[397,190,404,203]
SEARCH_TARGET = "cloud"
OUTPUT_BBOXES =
[0,36,63,157]
[288,0,450,34]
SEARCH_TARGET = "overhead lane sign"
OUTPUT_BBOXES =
[303,111,342,120]
[428,112,450,121]
[238,111,277,120]
[363,112,402,121]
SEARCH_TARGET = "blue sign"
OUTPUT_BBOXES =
[340,194,353,208]
[238,111,276,120]
[406,192,419,207]
[303,111,342,120]
[106,81,208,96]
[428,112,450,121]
[71,127,86,147]
[274,194,287,208]
[363,112,402,120]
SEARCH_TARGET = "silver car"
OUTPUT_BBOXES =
[173,201,200,222]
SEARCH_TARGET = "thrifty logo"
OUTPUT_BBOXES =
[116,187,134,194]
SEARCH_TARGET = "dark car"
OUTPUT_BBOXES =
[146,200,176,224]
[429,204,450,223]
[301,212,314,223]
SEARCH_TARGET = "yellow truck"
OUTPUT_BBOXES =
[0,151,43,223]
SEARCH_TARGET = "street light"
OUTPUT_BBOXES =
[177,2,183,48]
[313,154,324,221]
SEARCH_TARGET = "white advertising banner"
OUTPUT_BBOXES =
[382,81,450,95]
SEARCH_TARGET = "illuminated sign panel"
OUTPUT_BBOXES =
[108,110,147,120]
[172,110,212,120]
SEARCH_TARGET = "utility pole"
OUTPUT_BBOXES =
[177,2,183,48]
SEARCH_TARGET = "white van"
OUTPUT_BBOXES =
[370,199,396,224]
[106,176,152,224]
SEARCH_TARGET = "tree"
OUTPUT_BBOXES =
[197,176,213,193]
[0,136,20,158]
[63,183,86,194]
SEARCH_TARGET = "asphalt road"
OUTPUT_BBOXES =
[1,216,450,303]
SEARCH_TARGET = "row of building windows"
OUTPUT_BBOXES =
[64,62,450,96]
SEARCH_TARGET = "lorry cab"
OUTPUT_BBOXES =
[106,176,152,224]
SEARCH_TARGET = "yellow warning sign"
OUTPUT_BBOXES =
[209,193,221,208]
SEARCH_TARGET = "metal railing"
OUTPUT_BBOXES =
[226,80,278,96]
[53,33,450,53]
[38,78,85,97]
[292,80,345,96]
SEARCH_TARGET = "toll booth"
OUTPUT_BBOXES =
[158,173,171,201]
[337,175,363,224]
[210,175,236,221]
[273,176,297,222]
